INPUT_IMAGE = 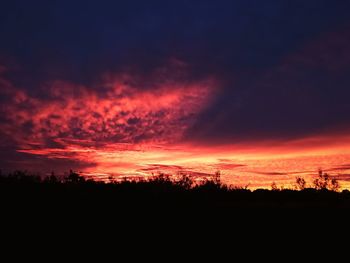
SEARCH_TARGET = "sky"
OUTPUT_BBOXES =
[1,0,350,188]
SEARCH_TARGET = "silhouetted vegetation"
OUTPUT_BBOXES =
[295,177,307,191]
[1,169,349,211]
[313,170,340,192]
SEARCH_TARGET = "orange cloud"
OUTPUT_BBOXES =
[2,74,217,150]
[2,66,350,189]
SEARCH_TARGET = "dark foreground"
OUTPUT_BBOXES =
[2,171,348,259]
[2,170,350,250]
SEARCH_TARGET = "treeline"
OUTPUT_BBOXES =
[1,169,350,209]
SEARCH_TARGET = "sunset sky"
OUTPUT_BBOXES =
[1,0,350,188]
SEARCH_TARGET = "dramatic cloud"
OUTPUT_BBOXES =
[1,0,350,188]
[0,64,219,176]
[0,66,216,150]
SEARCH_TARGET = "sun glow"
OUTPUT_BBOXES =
[18,134,350,189]
[2,70,350,189]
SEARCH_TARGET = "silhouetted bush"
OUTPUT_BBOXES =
[271,182,279,191]
[176,174,194,190]
[295,177,306,190]
[44,172,59,184]
[64,170,86,184]
[313,170,340,192]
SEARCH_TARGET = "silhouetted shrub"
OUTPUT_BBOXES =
[213,170,221,185]
[271,182,279,191]
[44,172,59,184]
[313,170,340,192]
[65,170,85,184]
[295,177,306,190]
[177,174,194,190]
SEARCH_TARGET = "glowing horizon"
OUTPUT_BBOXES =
[2,1,350,191]
[1,68,350,189]
[16,130,350,189]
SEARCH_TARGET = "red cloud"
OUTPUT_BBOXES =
[1,71,217,154]
[2,64,350,190]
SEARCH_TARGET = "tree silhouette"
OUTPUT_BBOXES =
[213,170,221,185]
[177,174,193,190]
[295,177,306,190]
[313,170,340,191]
[44,172,59,184]
[271,182,279,191]
[65,170,85,184]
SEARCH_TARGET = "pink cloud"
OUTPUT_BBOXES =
[0,69,218,157]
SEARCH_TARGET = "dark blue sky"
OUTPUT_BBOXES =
[1,0,349,82]
[1,0,350,163]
